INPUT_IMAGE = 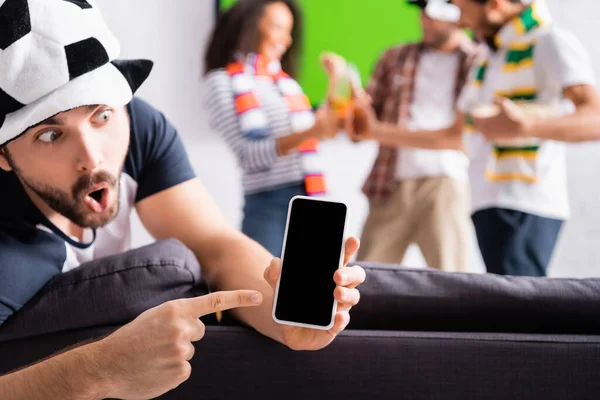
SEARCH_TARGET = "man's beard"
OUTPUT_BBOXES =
[21,170,122,229]
[5,147,123,229]
[427,30,453,49]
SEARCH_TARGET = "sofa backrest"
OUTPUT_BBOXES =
[348,262,600,335]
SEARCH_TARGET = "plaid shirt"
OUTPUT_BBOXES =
[362,42,478,204]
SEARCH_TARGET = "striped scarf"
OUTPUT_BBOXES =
[466,1,553,184]
[226,54,326,196]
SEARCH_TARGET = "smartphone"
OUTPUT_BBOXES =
[272,196,349,330]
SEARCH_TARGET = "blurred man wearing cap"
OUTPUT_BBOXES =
[354,0,600,277]
[0,1,365,398]
[357,0,479,272]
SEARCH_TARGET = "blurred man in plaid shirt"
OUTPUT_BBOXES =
[358,0,479,271]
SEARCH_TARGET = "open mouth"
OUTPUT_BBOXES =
[89,189,104,202]
[83,184,110,213]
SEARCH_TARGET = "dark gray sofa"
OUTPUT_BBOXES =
[1,239,599,399]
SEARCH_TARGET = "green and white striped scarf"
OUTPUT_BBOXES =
[466,1,553,184]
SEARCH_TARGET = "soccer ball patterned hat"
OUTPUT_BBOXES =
[0,0,153,147]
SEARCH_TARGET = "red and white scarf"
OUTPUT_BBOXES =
[226,53,327,196]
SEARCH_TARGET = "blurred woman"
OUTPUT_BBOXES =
[203,0,340,256]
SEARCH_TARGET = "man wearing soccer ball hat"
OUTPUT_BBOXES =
[357,0,480,273]
[0,1,365,398]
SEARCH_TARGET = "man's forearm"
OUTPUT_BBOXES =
[529,105,600,142]
[194,231,285,344]
[0,343,106,400]
[372,122,463,150]
[135,180,287,345]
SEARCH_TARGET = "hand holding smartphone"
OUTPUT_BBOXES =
[272,196,349,330]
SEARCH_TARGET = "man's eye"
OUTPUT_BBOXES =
[95,109,113,123]
[37,130,60,143]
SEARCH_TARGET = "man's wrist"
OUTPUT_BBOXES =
[69,340,115,399]
[303,125,319,140]
[521,115,543,139]
[372,121,391,140]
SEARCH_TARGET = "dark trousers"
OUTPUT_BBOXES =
[472,208,563,277]
[242,183,306,257]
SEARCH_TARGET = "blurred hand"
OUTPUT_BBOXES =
[320,52,347,78]
[345,92,376,142]
[310,104,340,140]
[473,97,533,141]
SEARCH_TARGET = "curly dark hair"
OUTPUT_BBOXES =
[204,0,303,78]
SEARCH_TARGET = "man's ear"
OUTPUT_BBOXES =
[0,147,13,172]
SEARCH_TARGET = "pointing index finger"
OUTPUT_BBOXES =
[185,290,263,318]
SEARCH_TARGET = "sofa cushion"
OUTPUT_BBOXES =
[0,238,210,342]
[348,262,600,334]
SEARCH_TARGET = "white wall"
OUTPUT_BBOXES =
[99,0,600,277]
[539,0,600,277]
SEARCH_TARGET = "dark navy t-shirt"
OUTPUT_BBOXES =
[0,97,196,326]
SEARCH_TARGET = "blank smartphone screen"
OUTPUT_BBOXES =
[274,198,347,327]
